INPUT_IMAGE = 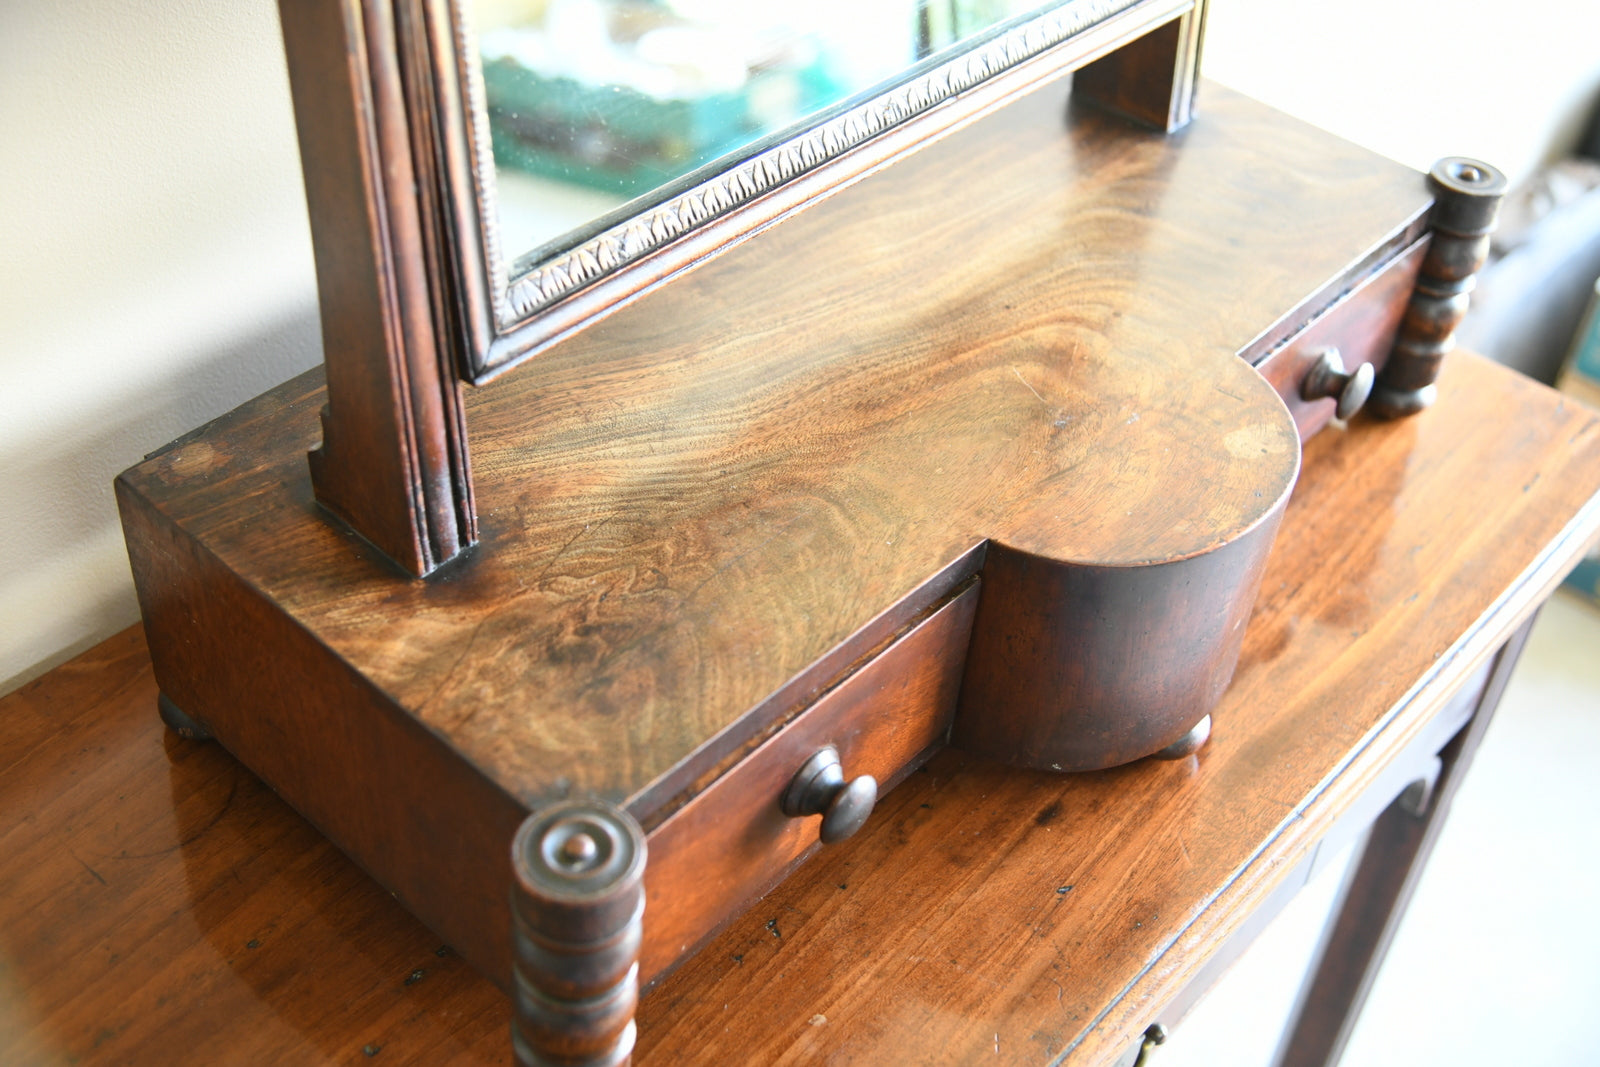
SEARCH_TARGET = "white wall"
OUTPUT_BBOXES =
[3,0,1599,693]
[0,0,319,691]
[1205,0,1600,184]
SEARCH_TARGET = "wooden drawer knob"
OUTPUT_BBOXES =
[1300,347,1374,421]
[780,746,878,844]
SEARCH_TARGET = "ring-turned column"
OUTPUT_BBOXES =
[511,800,647,1067]
[1369,157,1506,417]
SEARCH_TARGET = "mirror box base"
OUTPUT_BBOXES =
[116,81,1434,1011]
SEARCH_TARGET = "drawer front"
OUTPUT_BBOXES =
[1256,236,1427,441]
[639,580,980,984]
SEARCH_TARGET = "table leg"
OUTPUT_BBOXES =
[1273,612,1539,1067]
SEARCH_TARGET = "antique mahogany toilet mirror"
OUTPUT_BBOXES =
[117,0,1503,1063]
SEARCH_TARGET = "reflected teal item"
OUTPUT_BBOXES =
[481,52,843,199]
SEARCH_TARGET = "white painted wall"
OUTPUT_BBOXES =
[0,1,319,691]
[3,0,1599,693]
[1207,0,1600,184]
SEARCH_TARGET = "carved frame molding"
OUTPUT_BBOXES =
[275,0,1201,575]
[416,0,1193,381]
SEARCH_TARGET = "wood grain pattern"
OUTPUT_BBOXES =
[278,0,475,576]
[1147,651,1490,1036]
[1272,615,1536,1067]
[116,461,529,987]
[631,353,1600,1065]
[119,82,1421,818]
[9,351,1599,1066]
[0,626,510,1066]
[641,583,978,985]
[275,0,1219,571]
[451,0,1198,376]
[1254,238,1426,440]
[115,80,1430,994]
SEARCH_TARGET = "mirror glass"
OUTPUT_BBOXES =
[473,0,1047,276]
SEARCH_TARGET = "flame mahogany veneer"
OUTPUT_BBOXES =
[116,80,1440,1011]
[0,352,1588,1065]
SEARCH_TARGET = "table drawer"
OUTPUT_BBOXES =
[1256,236,1427,440]
[639,580,980,984]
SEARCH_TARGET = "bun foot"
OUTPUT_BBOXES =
[1153,714,1211,760]
[157,693,212,741]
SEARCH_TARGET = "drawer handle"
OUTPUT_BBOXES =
[1132,1023,1168,1066]
[1300,346,1374,421]
[780,746,878,844]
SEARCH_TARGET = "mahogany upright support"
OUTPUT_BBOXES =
[511,801,647,1067]
[278,0,475,576]
[1272,615,1539,1067]
[1074,0,1207,132]
[1369,157,1506,418]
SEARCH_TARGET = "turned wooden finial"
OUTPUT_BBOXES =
[511,800,647,1067]
[1368,157,1507,417]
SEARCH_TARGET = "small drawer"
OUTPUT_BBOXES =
[1256,236,1427,440]
[639,580,980,984]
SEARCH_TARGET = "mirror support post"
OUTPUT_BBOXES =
[1074,0,1207,133]
[279,0,477,578]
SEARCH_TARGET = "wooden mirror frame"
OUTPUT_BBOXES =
[449,0,1196,382]
[276,0,1207,576]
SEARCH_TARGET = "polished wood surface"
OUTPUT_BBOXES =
[632,353,1600,1065]
[0,625,508,1066]
[1255,237,1425,440]
[119,80,1422,817]
[277,0,1209,573]
[118,77,1433,991]
[461,0,1214,379]
[278,0,476,576]
[16,351,1600,1065]
[1273,615,1536,1067]
[642,583,977,984]
[952,517,1281,772]
[117,82,1427,986]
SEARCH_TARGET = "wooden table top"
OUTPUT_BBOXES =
[5,351,1599,1066]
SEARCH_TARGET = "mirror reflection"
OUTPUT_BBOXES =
[475,0,1044,274]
